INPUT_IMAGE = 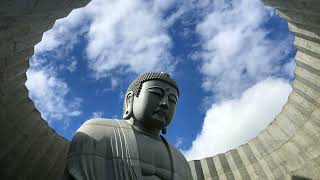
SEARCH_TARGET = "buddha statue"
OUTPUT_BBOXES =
[66,72,192,180]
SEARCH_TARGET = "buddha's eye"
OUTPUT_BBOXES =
[169,95,177,104]
[147,89,163,97]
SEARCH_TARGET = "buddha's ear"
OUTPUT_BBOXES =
[123,91,134,119]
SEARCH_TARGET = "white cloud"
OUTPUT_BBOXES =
[34,0,177,80]
[25,60,82,125]
[57,57,79,73]
[175,137,185,149]
[34,8,89,55]
[184,78,292,160]
[196,0,294,99]
[91,111,105,118]
[85,0,175,78]
[282,58,296,78]
[66,59,78,73]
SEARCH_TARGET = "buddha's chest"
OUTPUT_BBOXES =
[135,132,173,179]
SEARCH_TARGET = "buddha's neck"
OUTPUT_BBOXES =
[129,118,161,139]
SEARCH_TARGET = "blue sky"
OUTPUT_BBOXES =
[26,0,296,160]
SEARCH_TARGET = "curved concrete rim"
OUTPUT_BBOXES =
[1,0,319,179]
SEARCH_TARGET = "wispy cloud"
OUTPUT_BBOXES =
[85,0,176,79]
[35,0,177,80]
[90,111,105,119]
[66,59,78,73]
[175,137,185,149]
[184,78,292,160]
[26,57,82,126]
[196,0,293,99]
[34,9,89,56]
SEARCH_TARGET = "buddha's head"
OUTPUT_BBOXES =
[123,72,179,132]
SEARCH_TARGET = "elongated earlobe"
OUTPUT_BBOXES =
[123,91,134,119]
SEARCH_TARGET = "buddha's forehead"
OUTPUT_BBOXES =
[141,80,178,95]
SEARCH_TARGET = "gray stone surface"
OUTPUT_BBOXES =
[0,0,319,179]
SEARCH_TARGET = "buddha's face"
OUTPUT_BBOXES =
[132,80,178,130]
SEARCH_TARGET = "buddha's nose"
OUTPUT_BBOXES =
[160,98,169,109]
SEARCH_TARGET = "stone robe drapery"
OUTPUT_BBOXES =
[66,119,143,180]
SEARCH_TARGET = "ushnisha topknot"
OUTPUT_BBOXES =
[127,72,179,97]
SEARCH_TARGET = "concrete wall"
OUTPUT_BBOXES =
[0,0,319,180]
[0,1,90,179]
[188,0,320,179]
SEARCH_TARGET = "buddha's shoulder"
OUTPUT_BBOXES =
[80,118,131,129]
[70,119,133,154]
[75,118,131,139]
[83,118,129,126]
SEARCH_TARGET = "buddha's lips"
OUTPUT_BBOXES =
[154,110,168,120]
